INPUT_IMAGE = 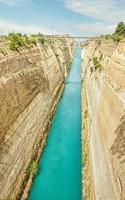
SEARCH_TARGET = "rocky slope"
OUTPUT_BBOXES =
[82,39,125,200]
[0,38,74,199]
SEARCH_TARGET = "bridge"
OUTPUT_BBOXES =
[41,35,96,39]
[39,35,95,47]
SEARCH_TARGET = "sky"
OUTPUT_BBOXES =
[0,0,125,36]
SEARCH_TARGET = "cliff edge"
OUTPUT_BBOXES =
[0,37,74,199]
[82,39,125,200]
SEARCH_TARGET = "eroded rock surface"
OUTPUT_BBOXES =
[82,40,125,200]
[0,38,74,199]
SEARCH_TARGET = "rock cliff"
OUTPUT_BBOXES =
[82,40,125,200]
[0,38,74,199]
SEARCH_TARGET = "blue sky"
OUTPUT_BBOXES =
[0,0,125,36]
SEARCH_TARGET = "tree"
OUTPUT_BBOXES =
[114,22,125,36]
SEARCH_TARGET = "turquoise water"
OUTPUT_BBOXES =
[28,48,82,200]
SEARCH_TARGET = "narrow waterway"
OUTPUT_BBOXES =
[28,48,82,200]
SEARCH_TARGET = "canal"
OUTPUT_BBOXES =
[28,48,82,200]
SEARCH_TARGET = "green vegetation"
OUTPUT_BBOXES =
[6,32,68,51]
[30,37,37,46]
[93,57,103,71]
[100,53,103,61]
[111,34,124,42]
[8,33,24,51]
[6,33,67,51]
[101,22,125,42]
[7,32,50,51]
[7,33,37,51]
[37,37,45,45]
[115,22,125,36]
[82,107,93,200]
[29,160,38,176]
[82,144,88,167]
[84,110,88,119]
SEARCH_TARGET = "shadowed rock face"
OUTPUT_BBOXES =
[82,40,125,200]
[0,39,74,199]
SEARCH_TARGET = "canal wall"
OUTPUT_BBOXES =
[82,40,125,199]
[0,38,74,199]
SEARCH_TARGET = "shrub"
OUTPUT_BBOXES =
[37,37,45,45]
[7,33,37,51]
[30,38,37,46]
[93,57,103,71]
[84,110,88,118]
[82,143,88,168]
[44,39,51,46]
[100,53,103,60]
[111,34,124,42]
[29,160,38,176]
[24,36,31,46]
[8,33,25,51]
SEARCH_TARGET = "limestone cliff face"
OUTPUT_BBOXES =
[82,40,125,200]
[0,39,74,199]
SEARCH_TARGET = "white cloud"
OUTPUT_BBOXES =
[0,0,23,6]
[0,0,31,7]
[53,21,115,36]
[77,22,115,36]
[0,16,116,37]
[64,0,125,23]
[0,19,60,35]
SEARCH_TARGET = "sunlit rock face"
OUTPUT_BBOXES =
[82,40,125,200]
[0,39,74,199]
